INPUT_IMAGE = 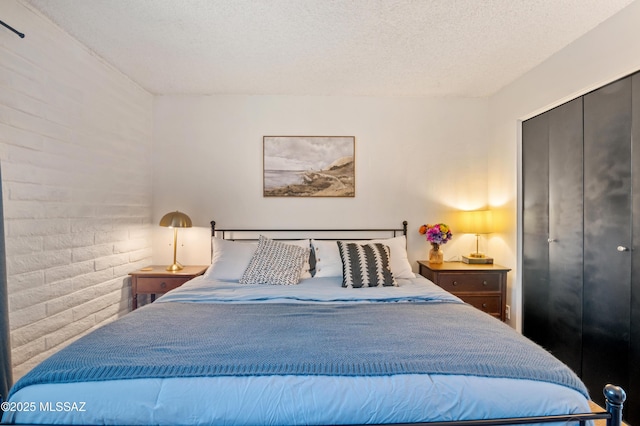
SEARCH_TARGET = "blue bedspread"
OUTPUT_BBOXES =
[9,301,588,398]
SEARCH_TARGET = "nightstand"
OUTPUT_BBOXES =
[129,265,208,310]
[417,261,510,321]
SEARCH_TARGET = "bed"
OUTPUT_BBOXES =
[1,221,627,426]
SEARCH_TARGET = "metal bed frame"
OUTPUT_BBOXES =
[211,220,409,240]
[209,220,627,426]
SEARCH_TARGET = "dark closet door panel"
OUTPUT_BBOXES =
[629,72,640,424]
[583,76,632,401]
[522,112,550,346]
[547,98,584,375]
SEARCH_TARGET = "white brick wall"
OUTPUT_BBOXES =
[1,1,153,380]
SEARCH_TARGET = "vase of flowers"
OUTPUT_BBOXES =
[419,223,452,264]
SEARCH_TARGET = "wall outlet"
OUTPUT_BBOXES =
[505,304,511,320]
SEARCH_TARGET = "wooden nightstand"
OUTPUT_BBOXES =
[129,265,208,310]
[417,261,511,321]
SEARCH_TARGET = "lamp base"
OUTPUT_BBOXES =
[166,262,184,272]
[462,255,493,264]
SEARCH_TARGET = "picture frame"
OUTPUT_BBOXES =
[263,136,355,197]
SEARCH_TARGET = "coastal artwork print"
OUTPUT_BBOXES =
[263,136,355,197]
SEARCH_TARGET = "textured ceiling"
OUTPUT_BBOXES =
[24,0,636,97]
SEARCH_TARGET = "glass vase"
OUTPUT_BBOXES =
[428,243,444,264]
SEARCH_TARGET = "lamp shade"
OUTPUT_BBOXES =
[159,211,192,228]
[458,210,492,235]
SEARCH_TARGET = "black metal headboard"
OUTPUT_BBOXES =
[210,220,408,241]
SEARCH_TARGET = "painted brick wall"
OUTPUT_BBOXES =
[1,1,153,380]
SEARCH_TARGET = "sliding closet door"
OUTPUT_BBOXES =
[546,98,584,375]
[522,98,583,375]
[583,76,632,403]
[522,112,550,347]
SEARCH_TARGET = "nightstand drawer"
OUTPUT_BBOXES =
[436,273,501,292]
[136,277,191,294]
[461,295,502,316]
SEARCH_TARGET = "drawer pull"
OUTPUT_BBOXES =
[160,282,167,289]
[452,281,458,286]
[482,303,488,308]
[482,280,488,286]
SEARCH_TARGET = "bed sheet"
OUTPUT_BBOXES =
[2,274,592,426]
[5,373,590,425]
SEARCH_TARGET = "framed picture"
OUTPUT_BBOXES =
[263,136,355,197]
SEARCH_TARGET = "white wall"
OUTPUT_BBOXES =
[1,0,153,379]
[152,95,490,269]
[488,0,640,330]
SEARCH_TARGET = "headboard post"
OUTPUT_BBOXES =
[402,220,408,236]
[210,221,216,237]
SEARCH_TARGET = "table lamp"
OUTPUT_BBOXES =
[159,211,192,271]
[458,210,493,264]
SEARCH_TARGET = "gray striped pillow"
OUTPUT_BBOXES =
[337,241,397,288]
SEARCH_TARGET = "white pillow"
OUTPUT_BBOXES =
[311,239,344,277]
[312,235,413,279]
[205,238,257,281]
[206,237,312,281]
[365,236,413,279]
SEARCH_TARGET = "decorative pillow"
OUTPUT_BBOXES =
[337,241,397,288]
[206,238,312,281]
[240,236,310,285]
[286,239,313,279]
[312,236,413,279]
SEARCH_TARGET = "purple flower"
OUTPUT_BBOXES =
[419,223,452,245]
